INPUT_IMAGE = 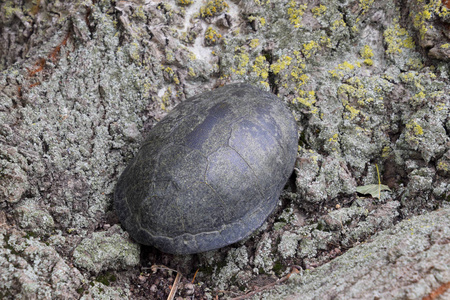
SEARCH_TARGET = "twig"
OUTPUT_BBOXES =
[192,269,199,284]
[230,266,301,300]
[143,264,178,274]
[422,281,450,300]
[167,272,182,300]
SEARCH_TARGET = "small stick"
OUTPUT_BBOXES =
[167,271,182,300]
[230,266,300,300]
[192,269,199,284]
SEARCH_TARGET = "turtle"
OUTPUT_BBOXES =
[114,83,298,255]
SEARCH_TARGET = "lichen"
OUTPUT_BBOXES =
[383,18,415,55]
[410,0,448,41]
[252,55,269,79]
[177,0,194,6]
[287,0,307,28]
[199,0,229,18]
[329,61,357,79]
[360,45,374,66]
[359,0,374,15]
[204,27,222,46]
[270,55,292,75]
[311,5,327,17]
[302,40,320,59]
[249,39,260,49]
[230,47,250,76]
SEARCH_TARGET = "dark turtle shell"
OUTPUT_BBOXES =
[114,83,297,254]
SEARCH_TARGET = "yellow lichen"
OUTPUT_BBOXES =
[133,6,146,20]
[344,104,361,120]
[383,18,415,55]
[259,81,270,89]
[165,49,175,62]
[329,61,357,78]
[410,0,445,40]
[311,5,327,17]
[161,87,172,111]
[292,90,318,114]
[381,146,392,158]
[252,55,269,79]
[248,15,267,27]
[412,91,426,102]
[437,160,449,173]
[406,120,424,135]
[129,42,141,63]
[249,39,260,49]
[406,58,424,70]
[359,0,374,14]
[231,47,250,75]
[270,55,293,75]
[254,0,270,5]
[177,0,193,5]
[302,40,320,59]
[204,27,222,45]
[331,15,346,30]
[329,133,339,143]
[200,0,229,18]
[287,0,307,28]
[188,67,196,77]
[360,45,374,59]
[360,45,374,66]
[188,52,197,60]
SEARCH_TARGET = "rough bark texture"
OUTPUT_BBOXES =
[1,0,449,299]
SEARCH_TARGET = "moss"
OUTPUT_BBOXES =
[24,231,37,239]
[298,131,307,147]
[316,222,324,231]
[200,259,227,276]
[3,234,20,255]
[272,260,284,276]
[381,146,391,158]
[2,3,21,21]
[95,272,117,286]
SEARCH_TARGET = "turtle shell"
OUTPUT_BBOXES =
[114,83,298,254]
